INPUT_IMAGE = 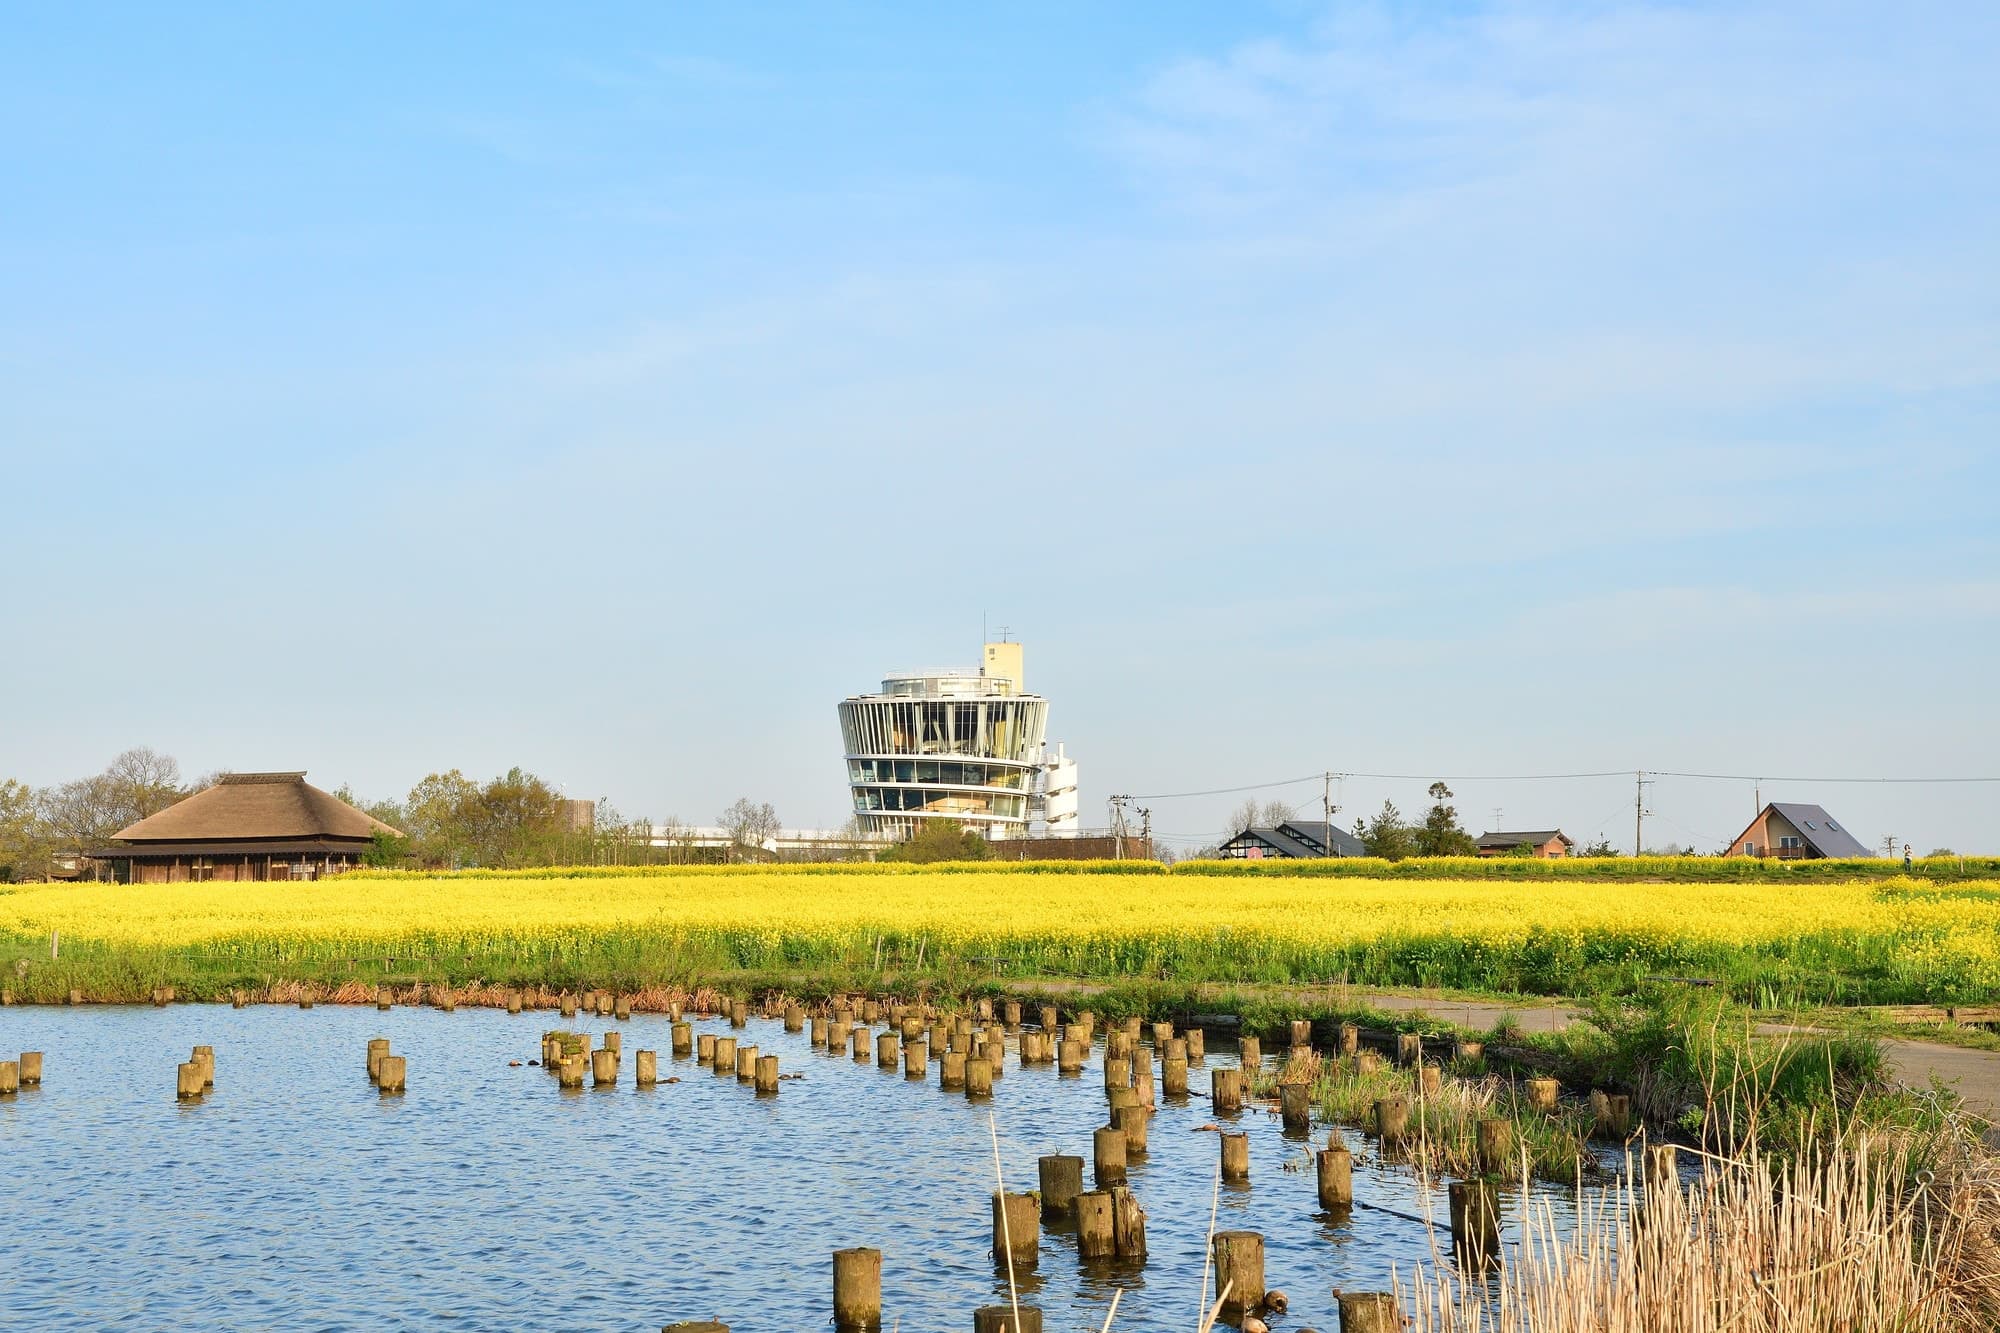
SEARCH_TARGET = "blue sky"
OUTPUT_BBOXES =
[3,2,1996,852]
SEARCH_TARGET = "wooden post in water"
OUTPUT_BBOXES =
[1220,1130,1249,1182]
[176,1061,204,1100]
[559,1055,584,1088]
[1110,1184,1147,1260]
[965,1055,993,1099]
[1211,1231,1265,1323]
[832,1247,881,1331]
[851,1027,871,1063]
[1057,1040,1084,1074]
[560,994,577,1018]
[736,1044,758,1082]
[1317,1140,1353,1210]
[367,1038,391,1083]
[1375,1096,1409,1147]
[1092,1126,1127,1187]
[231,990,246,1009]
[1449,1179,1500,1270]
[1337,1293,1400,1332]
[1131,1065,1152,1108]
[1290,1019,1312,1047]
[0,1061,18,1096]
[1113,1104,1149,1155]
[603,1031,622,1056]
[593,1049,618,1087]
[811,1016,829,1047]
[377,1055,406,1093]
[20,1051,44,1086]
[730,1000,747,1028]
[1238,1036,1261,1069]
[1419,1064,1442,1098]
[904,1038,928,1078]
[1003,1001,1022,1028]
[636,1050,658,1087]
[1396,1032,1422,1066]
[1037,1155,1083,1218]
[974,1307,1041,1333]
[877,1032,900,1069]
[756,1053,779,1094]
[984,1039,1005,1079]
[696,1033,716,1063]
[1162,1056,1188,1097]
[1477,1118,1514,1175]
[1038,1005,1058,1033]
[1280,1082,1311,1134]
[713,1036,736,1074]
[1186,1027,1205,1061]
[671,1023,692,1057]
[992,1191,1039,1268]
[614,995,631,1021]
[376,986,391,1012]
[1075,1191,1115,1259]
[1151,1020,1173,1047]
[976,997,993,1022]
[191,1045,215,1089]
[1103,1056,1131,1090]
[863,999,881,1025]
[1107,1085,1138,1114]
[1339,1023,1359,1056]
[1211,1068,1244,1114]
[1527,1078,1559,1113]
[941,1051,967,1090]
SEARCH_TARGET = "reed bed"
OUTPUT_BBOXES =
[1400,1129,2000,1333]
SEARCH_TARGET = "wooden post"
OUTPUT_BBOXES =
[1163,1037,1188,1064]
[191,1045,215,1088]
[1339,1023,1359,1056]
[811,1016,829,1047]
[1375,1096,1409,1146]
[1107,1085,1138,1114]
[992,1190,1039,1268]
[985,1039,1006,1079]
[1211,1231,1265,1323]
[1037,1155,1083,1218]
[603,1031,622,1056]
[1092,1125,1127,1187]
[832,1247,882,1331]
[1162,1056,1189,1097]
[1356,1050,1383,1076]
[696,1032,716,1063]
[1103,1055,1131,1090]
[1186,1027,1205,1061]
[904,1038,928,1078]
[1281,1082,1311,1134]
[1527,1077,1559,1113]
[1239,1036,1261,1069]
[1211,1068,1244,1114]
[663,1324,729,1333]
[20,1051,45,1085]
[176,1061,204,1100]
[376,985,391,1012]
[876,1031,900,1068]
[730,1000,747,1028]
[560,993,577,1018]
[1316,1140,1353,1210]
[0,1061,18,1096]
[1477,1118,1514,1176]
[506,991,523,1015]
[1290,1019,1312,1047]
[713,1036,736,1074]
[377,1054,406,1093]
[636,1050,658,1087]
[965,1055,993,1099]
[976,997,994,1022]
[756,1054,779,1093]
[614,995,631,1021]
[592,1049,618,1086]
[974,1307,1041,1333]
[785,1004,804,1033]
[1220,1130,1249,1182]
[1602,1093,1632,1139]
[1455,1038,1484,1063]
[1075,1190,1116,1259]
[847,1026,867,1062]
[1132,1064,1153,1108]
[1110,1184,1147,1259]
[367,1037,390,1083]
[942,1051,967,1090]
[1419,1064,1442,1097]
[1397,1032,1422,1066]
[1039,1005,1058,1033]
[1003,1000,1022,1028]
[673,1023,693,1056]
[559,1055,584,1088]
[1057,1040,1084,1074]
[1337,1293,1400,1332]
[1113,1104,1149,1155]
[1449,1179,1500,1270]
[1151,1020,1174,1047]
[736,1044,758,1082]
[863,999,881,1024]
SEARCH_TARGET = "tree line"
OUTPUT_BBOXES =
[0,749,804,879]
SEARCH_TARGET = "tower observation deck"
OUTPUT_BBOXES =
[838,642,1078,840]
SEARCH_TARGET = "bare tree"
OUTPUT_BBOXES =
[718,798,781,860]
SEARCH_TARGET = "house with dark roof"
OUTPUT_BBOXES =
[93,771,403,883]
[1725,802,1869,860]
[1219,819,1368,860]
[1476,830,1575,858]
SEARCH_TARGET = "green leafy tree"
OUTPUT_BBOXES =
[1413,782,1478,856]
[361,828,412,868]
[0,778,52,881]
[1581,836,1618,857]
[1360,800,1414,860]
[879,820,991,863]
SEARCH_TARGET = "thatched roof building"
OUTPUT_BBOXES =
[95,771,402,883]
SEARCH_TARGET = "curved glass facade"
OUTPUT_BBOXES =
[838,671,1049,839]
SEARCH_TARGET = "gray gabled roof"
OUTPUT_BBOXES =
[1766,803,1870,858]
[1275,820,1368,857]
[1476,829,1572,849]
[1221,822,1367,859]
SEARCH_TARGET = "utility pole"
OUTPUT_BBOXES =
[1319,771,1342,858]
[1138,806,1152,861]
[1879,833,1897,860]
[1634,770,1653,856]
[1108,795,1132,860]
[1490,807,1504,834]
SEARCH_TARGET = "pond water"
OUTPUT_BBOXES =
[0,1005,1605,1331]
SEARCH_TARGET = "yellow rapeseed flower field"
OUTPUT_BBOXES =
[3,866,1997,1003]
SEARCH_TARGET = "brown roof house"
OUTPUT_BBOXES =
[95,771,403,883]
[1476,830,1575,859]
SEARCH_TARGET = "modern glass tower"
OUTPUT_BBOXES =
[839,642,1077,840]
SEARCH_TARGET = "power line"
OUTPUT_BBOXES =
[1130,767,2000,801]
[1650,771,2000,784]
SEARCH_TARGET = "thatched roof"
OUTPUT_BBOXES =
[111,772,403,844]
